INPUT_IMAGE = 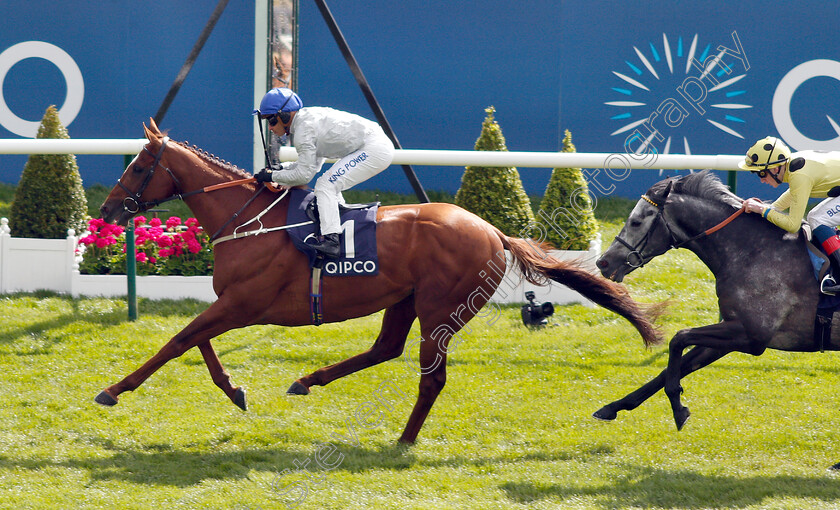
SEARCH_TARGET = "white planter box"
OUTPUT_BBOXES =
[0,217,218,302]
[70,273,216,301]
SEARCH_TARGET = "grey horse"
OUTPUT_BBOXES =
[594,170,834,435]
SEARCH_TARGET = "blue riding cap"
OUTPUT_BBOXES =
[253,87,303,116]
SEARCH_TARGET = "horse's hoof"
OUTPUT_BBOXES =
[286,381,310,395]
[233,387,247,411]
[592,406,617,421]
[94,390,118,406]
[675,407,691,430]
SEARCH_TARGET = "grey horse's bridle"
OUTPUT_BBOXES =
[612,193,681,269]
[613,186,746,269]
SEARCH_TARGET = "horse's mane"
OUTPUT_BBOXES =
[173,139,253,179]
[648,170,742,209]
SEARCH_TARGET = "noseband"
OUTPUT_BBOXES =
[117,136,183,213]
[613,193,746,269]
[612,195,679,268]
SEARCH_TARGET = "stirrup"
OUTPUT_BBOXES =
[821,274,839,295]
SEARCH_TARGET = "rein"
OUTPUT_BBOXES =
[119,139,304,243]
[118,137,264,214]
[615,194,746,268]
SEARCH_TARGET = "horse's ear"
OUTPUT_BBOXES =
[148,117,161,135]
[143,122,154,141]
[662,180,673,198]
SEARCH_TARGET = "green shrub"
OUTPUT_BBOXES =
[9,106,87,238]
[0,182,13,218]
[535,130,599,250]
[454,106,535,236]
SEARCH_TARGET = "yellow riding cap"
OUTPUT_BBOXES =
[738,136,791,171]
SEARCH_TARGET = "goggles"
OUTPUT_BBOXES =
[261,114,279,127]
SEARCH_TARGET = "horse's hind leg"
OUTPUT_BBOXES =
[593,346,725,421]
[288,294,417,394]
[94,299,241,406]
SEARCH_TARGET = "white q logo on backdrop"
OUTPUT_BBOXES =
[0,41,84,138]
[773,59,840,151]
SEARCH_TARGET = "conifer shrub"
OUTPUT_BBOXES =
[454,106,535,236]
[9,106,87,238]
[536,130,599,250]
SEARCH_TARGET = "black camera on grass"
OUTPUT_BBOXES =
[520,291,554,328]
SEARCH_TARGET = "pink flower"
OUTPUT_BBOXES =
[88,218,105,232]
[80,235,97,245]
[185,218,199,227]
[166,217,182,229]
[149,217,162,227]
[159,248,173,257]
[100,224,124,238]
[187,240,202,254]
[133,216,147,227]
[95,238,109,248]
[136,252,148,263]
[156,236,173,248]
[149,226,164,237]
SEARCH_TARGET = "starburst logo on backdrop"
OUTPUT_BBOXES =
[605,33,751,156]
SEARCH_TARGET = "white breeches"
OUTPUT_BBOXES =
[314,128,394,235]
[806,196,840,229]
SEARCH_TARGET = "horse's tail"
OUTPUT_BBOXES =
[501,235,665,347]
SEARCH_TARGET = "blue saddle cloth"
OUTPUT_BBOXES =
[285,188,379,276]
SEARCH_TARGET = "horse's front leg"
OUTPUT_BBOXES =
[593,346,726,421]
[198,341,247,410]
[94,299,242,407]
[663,320,749,430]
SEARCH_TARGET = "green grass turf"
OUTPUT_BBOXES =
[1,222,840,509]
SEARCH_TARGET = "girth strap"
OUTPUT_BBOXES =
[310,256,325,326]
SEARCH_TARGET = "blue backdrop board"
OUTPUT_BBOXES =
[1,1,838,201]
[0,2,255,186]
[557,0,840,200]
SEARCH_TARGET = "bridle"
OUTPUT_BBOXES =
[613,188,746,269]
[115,136,289,242]
[117,136,184,214]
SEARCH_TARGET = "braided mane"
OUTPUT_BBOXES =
[174,139,252,179]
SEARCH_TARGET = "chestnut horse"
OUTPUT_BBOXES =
[95,119,662,443]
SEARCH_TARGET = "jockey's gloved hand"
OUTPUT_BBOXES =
[801,221,813,242]
[254,168,274,183]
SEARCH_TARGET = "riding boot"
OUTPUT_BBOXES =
[814,225,840,295]
[307,233,341,258]
[822,250,840,295]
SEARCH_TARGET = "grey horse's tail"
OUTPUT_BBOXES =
[502,235,666,347]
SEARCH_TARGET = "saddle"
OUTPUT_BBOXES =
[284,188,380,326]
[285,188,380,274]
[303,195,379,225]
